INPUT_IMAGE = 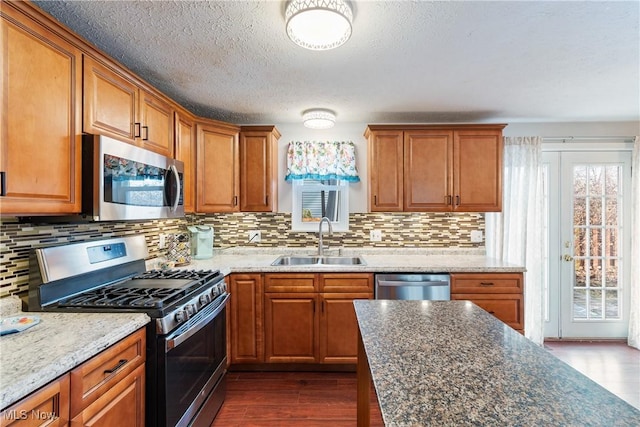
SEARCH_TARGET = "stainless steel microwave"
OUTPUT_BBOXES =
[17,135,184,223]
[81,134,184,221]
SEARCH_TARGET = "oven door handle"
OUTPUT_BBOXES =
[166,293,229,352]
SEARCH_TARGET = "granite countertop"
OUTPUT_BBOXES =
[0,295,150,410]
[168,247,525,274]
[354,300,640,426]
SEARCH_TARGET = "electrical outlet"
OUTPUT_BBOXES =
[158,233,166,249]
[470,230,483,243]
[248,230,262,243]
[370,230,382,242]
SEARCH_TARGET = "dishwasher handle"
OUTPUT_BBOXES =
[377,280,449,287]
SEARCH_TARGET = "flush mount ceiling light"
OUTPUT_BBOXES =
[302,109,336,129]
[285,0,353,51]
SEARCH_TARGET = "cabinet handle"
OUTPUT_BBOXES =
[134,122,141,138]
[0,172,6,196]
[265,195,269,205]
[480,282,495,286]
[104,358,128,375]
[455,195,460,206]
[142,126,149,141]
[233,196,238,206]
[488,311,496,314]
[446,195,452,205]
[374,195,377,206]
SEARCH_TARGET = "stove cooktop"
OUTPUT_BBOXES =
[57,269,223,312]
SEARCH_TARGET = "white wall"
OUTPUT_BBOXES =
[271,121,640,214]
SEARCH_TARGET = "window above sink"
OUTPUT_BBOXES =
[291,179,350,232]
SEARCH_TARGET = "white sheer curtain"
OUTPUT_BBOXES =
[629,136,640,349]
[486,137,544,345]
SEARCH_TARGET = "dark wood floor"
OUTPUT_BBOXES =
[544,340,640,410]
[212,371,383,426]
[212,342,639,425]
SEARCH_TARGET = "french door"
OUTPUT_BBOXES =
[543,150,631,338]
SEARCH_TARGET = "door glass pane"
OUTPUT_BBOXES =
[573,289,587,319]
[572,163,623,321]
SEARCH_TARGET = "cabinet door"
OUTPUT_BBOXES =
[70,364,145,427]
[239,127,279,212]
[138,89,174,157]
[264,293,318,363]
[83,55,137,143]
[196,122,240,212]
[174,110,196,213]
[319,293,372,364]
[1,7,82,215]
[0,374,70,426]
[453,130,503,212]
[368,131,403,211]
[404,130,453,211]
[229,274,264,364]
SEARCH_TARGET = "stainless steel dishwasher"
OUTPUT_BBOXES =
[375,274,451,300]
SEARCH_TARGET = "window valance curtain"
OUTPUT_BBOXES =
[285,141,360,182]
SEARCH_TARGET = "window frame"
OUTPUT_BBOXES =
[291,179,350,231]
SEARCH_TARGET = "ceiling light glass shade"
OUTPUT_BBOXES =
[303,109,336,129]
[285,0,353,50]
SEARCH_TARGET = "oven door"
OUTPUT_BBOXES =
[161,293,228,427]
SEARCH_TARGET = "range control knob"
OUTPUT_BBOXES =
[175,310,187,323]
[185,304,196,316]
[199,294,211,305]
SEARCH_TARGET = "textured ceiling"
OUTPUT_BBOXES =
[32,0,640,126]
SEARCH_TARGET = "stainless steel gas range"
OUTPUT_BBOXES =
[25,235,228,427]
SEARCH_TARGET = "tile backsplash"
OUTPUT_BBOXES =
[0,212,484,296]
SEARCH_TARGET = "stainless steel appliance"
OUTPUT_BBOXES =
[24,134,185,222]
[375,274,451,300]
[26,235,228,427]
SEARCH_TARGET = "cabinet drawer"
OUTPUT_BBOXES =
[319,273,373,293]
[450,273,523,294]
[264,274,317,292]
[453,294,523,330]
[1,374,70,426]
[70,328,145,416]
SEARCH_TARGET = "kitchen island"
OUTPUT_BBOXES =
[354,300,640,426]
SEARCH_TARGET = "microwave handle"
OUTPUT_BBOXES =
[169,164,181,212]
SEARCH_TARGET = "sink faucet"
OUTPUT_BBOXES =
[318,217,333,256]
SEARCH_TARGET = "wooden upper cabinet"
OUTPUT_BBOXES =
[83,55,174,157]
[454,129,503,212]
[174,110,196,213]
[404,130,453,212]
[365,124,505,212]
[196,120,240,213]
[83,55,137,143]
[366,130,404,211]
[138,89,174,157]
[1,4,82,215]
[239,126,281,212]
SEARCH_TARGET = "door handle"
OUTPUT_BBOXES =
[562,254,574,262]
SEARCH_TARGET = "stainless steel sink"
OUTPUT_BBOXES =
[271,255,365,266]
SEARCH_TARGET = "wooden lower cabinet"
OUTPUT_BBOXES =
[451,273,524,333]
[264,292,319,363]
[0,375,70,426]
[231,273,373,367]
[229,274,264,364]
[70,364,145,427]
[319,293,372,364]
[0,328,145,427]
